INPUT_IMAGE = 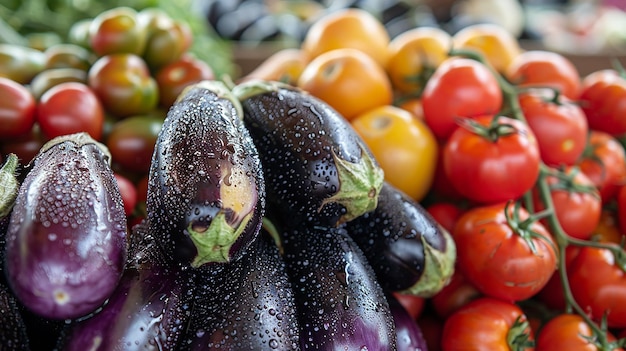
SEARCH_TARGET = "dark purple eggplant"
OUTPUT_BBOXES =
[232,80,384,227]
[3,133,128,320]
[275,219,397,351]
[180,230,300,350]
[345,182,455,297]
[387,294,429,351]
[0,283,30,351]
[59,222,195,351]
[146,80,265,268]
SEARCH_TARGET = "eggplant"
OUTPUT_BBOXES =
[345,182,455,297]
[146,80,265,268]
[387,294,429,351]
[59,222,195,351]
[232,80,384,227]
[0,283,30,351]
[1,153,20,284]
[180,229,300,350]
[3,133,128,320]
[275,218,397,351]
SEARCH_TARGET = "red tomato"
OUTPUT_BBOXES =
[536,314,623,351]
[0,77,36,139]
[155,54,215,108]
[106,113,164,175]
[568,245,626,328]
[453,202,557,302]
[418,314,444,351]
[422,57,502,140]
[576,131,626,203]
[505,50,581,99]
[392,292,425,320]
[579,69,626,136]
[518,89,588,166]
[533,166,601,240]
[441,297,534,351]
[618,185,626,236]
[114,173,138,217]
[426,202,464,233]
[36,82,104,140]
[443,115,541,204]
[0,125,45,164]
[430,271,482,319]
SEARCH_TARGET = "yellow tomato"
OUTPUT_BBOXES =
[351,105,438,201]
[452,23,522,73]
[386,26,452,95]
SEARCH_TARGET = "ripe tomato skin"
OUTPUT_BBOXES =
[422,57,502,140]
[426,202,464,233]
[89,7,146,56]
[533,166,601,240]
[518,89,588,166]
[568,245,626,329]
[579,69,626,136]
[443,115,541,204]
[0,77,36,139]
[392,292,425,320]
[350,104,438,202]
[113,173,138,217]
[441,297,534,351]
[430,271,482,320]
[451,23,522,73]
[618,185,626,236]
[155,54,215,108]
[576,131,626,203]
[536,314,623,351]
[505,50,581,99]
[453,202,557,302]
[36,81,104,140]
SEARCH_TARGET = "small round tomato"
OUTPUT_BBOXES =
[568,245,626,328]
[533,166,601,240]
[392,292,426,320]
[106,113,164,175]
[43,43,94,71]
[441,297,534,351]
[89,7,147,56]
[505,50,581,99]
[36,82,104,140]
[239,48,309,85]
[536,314,623,351]
[30,67,88,100]
[88,53,159,118]
[0,125,46,164]
[430,271,482,320]
[0,77,36,139]
[140,9,192,70]
[297,48,393,121]
[576,130,626,203]
[443,115,541,204]
[386,26,452,94]
[426,202,464,233]
[453,202,558,302]
[422,57,503,140]
[451,23,522,73]
[350,104,438,201]
[579,69,626,136]
[114,173,138,217]
[518,89,588,166]
[155,54,215,108]
[0,43,46,84]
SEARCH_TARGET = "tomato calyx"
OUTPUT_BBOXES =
[506,316,535,351]
[504,200,555,255]
[0,153,19,218]
[455,115,519,143]
[543,165,600,198]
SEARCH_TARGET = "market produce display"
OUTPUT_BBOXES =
[1,2,626,351]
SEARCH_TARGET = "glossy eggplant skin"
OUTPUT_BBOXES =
[233,80,384,227]
[180,232,300,350]
[387,294,428,351]
[0,283,30,351]
[146,80,265,268]
[59,223,195,351]
[345,182,456,297]
[277,219,397,351]
[4,133,127,320]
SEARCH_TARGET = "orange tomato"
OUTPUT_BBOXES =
[398,97,424,120]
[350,104,438,201]
[386,26,452,94]
[297,48,393,121]
[300,8,390,67]
[238,48,309,85]
[452,23,522,73]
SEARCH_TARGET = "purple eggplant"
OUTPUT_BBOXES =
[232,80,384,227]
[345,182,456,297]
[180,230,300,350]
[0,283,30,351]
[387,294,429,351]
[146,80,265,268]
[59,222,195,351]
[4,133,128,320]
[276,218,397,351]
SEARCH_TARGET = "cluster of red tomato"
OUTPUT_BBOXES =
[241,8,626,351]
[0,6,218,222]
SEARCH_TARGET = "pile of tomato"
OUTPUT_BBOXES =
[239,8,626,351]
[2,5,626,350]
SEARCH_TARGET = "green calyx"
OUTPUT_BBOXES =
[320,143,385,226]
[0,153,19,218]
[188,211,253,268]
[400,227,457,298]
